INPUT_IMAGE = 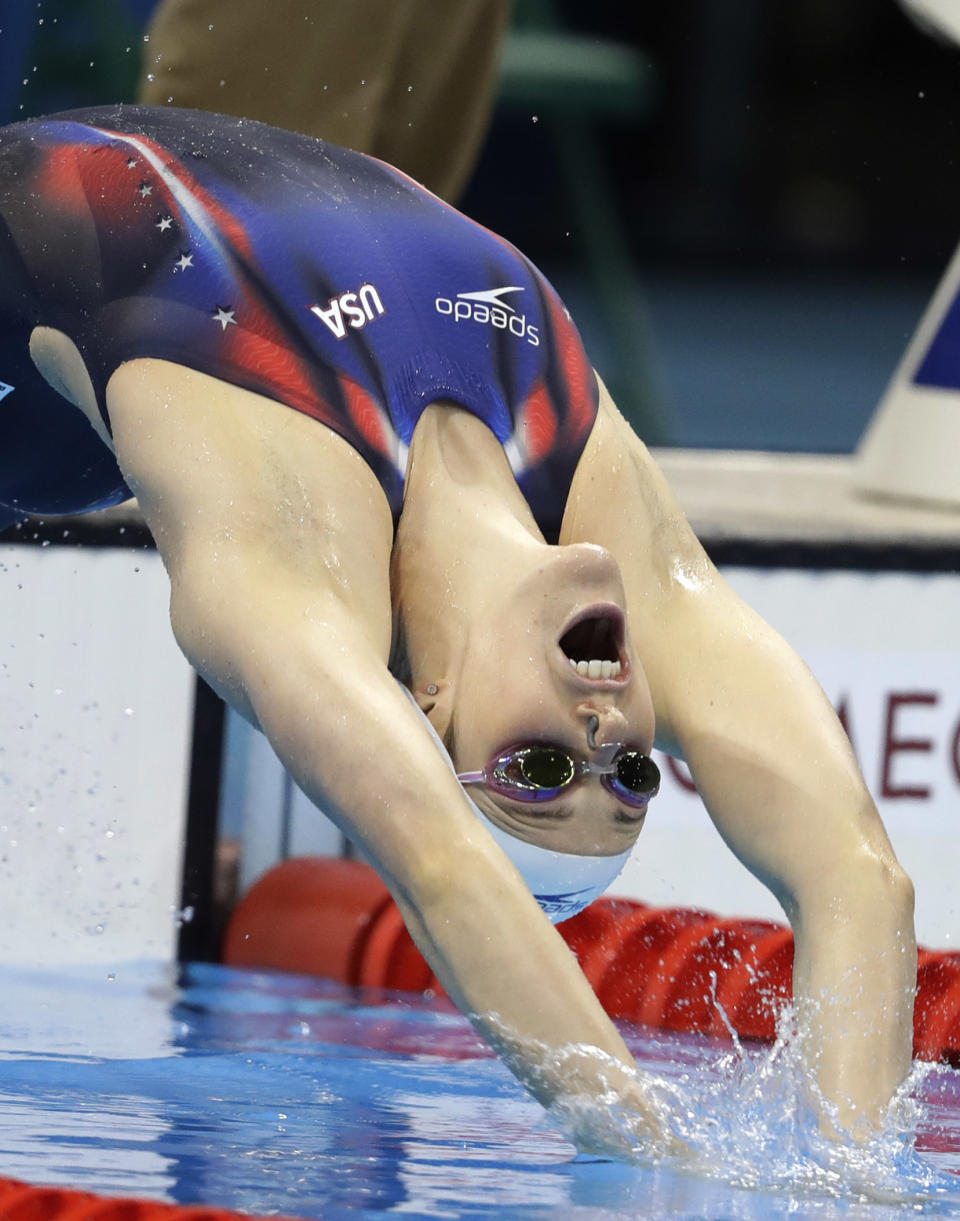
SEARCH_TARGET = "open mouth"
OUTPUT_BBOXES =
[558,607,627,681]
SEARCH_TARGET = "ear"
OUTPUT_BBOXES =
[413,679,455,746]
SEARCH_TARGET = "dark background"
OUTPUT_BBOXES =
[4,0,959,449]
[483,1,960,271]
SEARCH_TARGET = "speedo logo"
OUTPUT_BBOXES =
[0,381,14,402]
[309,282,385,340]
[435,286,540,347]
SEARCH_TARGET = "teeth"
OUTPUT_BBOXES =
[570,659,622,679]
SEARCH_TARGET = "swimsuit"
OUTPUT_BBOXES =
[0,104,598,535]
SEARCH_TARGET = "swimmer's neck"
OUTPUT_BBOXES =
[392,401,547,688]
[402,400,544,544]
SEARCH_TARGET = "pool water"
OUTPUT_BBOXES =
[1,961,960,1220]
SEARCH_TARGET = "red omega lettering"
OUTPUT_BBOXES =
[880,691,938,800]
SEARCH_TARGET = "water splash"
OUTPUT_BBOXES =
[546,1008,960,1211]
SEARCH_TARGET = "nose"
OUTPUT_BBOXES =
[580,704,628,752]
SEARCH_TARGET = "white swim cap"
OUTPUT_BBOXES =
[400,683,634,923]
[469,806,633,923]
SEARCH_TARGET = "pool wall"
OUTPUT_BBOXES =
[0,540,195,967]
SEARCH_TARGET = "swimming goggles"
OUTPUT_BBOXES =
[399,684,643,923]
[457,743,660,808]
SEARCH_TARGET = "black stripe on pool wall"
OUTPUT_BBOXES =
[4,517,960,574]
[0,514,156,549]
[178,674,227,963]
[705,538,960,573]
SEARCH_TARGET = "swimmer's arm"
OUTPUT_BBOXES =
[656,601,916,1138]
[210,601,668,1150]
[105,360,673,1154]
[564,388,916,1136]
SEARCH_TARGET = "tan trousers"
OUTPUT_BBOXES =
[137,0,512,202]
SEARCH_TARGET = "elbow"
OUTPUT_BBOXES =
[390,831,523,933]
[167,561,259,721]
[786,830,915,941]
[817,842,915,935]
[858,837,915,925]
[881,855,915,927]
[168,576,222,681]
[168,577,205,670]
[389,835,484,917]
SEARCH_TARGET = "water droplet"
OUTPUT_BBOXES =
[208,22,214,30]
[143,33,150,42]
[146,73,155,82]
[123,707,133,717]
[531,114,539,123]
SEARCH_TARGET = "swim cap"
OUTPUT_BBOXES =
[400,683,635,923]
[469,807,634,923]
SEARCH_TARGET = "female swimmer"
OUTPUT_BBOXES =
[0,104,915,1152]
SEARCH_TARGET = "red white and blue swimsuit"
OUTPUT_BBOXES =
[0,105,598,536]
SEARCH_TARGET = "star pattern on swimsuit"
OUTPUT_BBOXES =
[174,252,193,272]
[212,305,237,330]
[138,183,153,198]
[156,216,174,232]
[126,158,137,169]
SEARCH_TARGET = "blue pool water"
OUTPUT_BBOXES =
[1,961,960,1220]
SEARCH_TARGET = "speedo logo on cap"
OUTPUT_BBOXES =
[435,285,540,347]
[0,381,14,401]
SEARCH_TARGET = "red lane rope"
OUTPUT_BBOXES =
[0,1174,304,1220]
[224,856,960,1062]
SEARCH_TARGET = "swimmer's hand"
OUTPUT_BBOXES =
[547,1050,690,1161]
[485,1027,689,1160]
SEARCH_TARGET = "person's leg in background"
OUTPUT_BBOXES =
[371,0,513,203]
[137,0,511,202]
